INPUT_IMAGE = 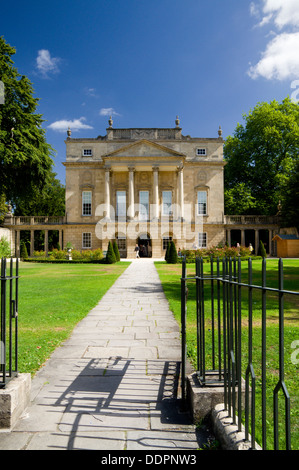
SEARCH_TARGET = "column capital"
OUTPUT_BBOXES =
[152,165,159,172]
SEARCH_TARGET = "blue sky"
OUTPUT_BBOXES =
[1,0,299,183]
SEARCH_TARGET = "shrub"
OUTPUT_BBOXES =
[51,249,66,260]
[165,242,171,262]
[106,241,116,264]
[259,240,267,258]
[33,250,46,258]
[112,241,120,261]
[0,236,11,258]
[20,242,28,259]
[167,241,178,264]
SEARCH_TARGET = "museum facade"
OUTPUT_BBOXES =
[4,118,280,258]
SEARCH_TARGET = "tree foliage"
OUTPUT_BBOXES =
[13,170,65,216]
[224,98,299,216]
[0,36,54,206]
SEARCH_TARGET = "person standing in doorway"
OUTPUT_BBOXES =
[135,244,140,258]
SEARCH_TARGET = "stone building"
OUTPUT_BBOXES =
[3,118,280,258]
[62,117,226,258]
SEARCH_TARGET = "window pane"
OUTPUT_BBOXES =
[83,232,91,248]
[139,191,149,220]
[197,191,207,215]
[162,191,172,215]
[198,232,207,248]
[82,191,92,215]
[116,191,126,217]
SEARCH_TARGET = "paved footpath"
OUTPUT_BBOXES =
[0,259,213,451]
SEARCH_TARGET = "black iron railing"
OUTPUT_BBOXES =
[181,256,299,450]
[0,258,19,388]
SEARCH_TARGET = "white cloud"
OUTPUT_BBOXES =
[36,50,61,78]
[248,1,299,81]
[262,0,299,29]
[48,117,93,133]
[248,31,299,80]
[99,107,121,117]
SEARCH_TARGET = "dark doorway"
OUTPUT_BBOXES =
[137,234,152,258]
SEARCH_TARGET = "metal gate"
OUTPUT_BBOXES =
[0,258,19,388]
[181,256,299,450]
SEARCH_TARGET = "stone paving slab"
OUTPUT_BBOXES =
[0,259,213,451]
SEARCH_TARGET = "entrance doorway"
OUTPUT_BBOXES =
[137,233,152,258]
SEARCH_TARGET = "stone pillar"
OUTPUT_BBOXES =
[152,166,159,220]
[59,230,63,250]
[227,229,231,247]
[178,166,184,220]
[128,167,135,220]
[255,229,259,253]
[44,230,49,256]
[16,231,20,258]
[30,230,34,257]
[104,167,111,219]
[241,230,245,247]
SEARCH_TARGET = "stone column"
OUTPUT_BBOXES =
[30,230,35,257]
[152,166,159,220]
[128,167,135,220]
[16,231,20,258]
[227,229,231,247]
[104,167,111,219]
[255,229,259,253]
[59,230,63,250]
[44,230,49,256]
[241,229,245,246]
[178,166,184,220]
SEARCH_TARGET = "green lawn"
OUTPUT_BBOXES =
[155,259,299,451]
[14,262,129,376]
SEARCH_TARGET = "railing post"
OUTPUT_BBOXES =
[274,258,291,450]
[181,256,187,405]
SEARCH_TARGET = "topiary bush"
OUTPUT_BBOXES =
[112,240,120,261]
[167,241,178,264]
[106,241,116,264]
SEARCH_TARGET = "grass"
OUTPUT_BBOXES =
[12,262,129,376]
[155,259,299,451]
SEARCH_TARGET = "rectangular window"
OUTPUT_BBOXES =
[83,149,92,156]
[198,233,207,248]
[196,148,206,156]
[162,191,172,216]
[116,191,126,218]
[139,191,149,220]
[82,232,92,249]
[82,191,92,216]
[197,191,207,215]
[117,237,126,251]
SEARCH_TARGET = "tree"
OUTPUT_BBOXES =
[112,240,120,262]
[106,241,116,264]
[167,241,178,264]
[281,159,299,230]
[224,98,299,215]
[13,170,65,216]
[224,183,257,215]
[0,36,54,207]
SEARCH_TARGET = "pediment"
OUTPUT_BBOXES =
[102,139,186,160]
